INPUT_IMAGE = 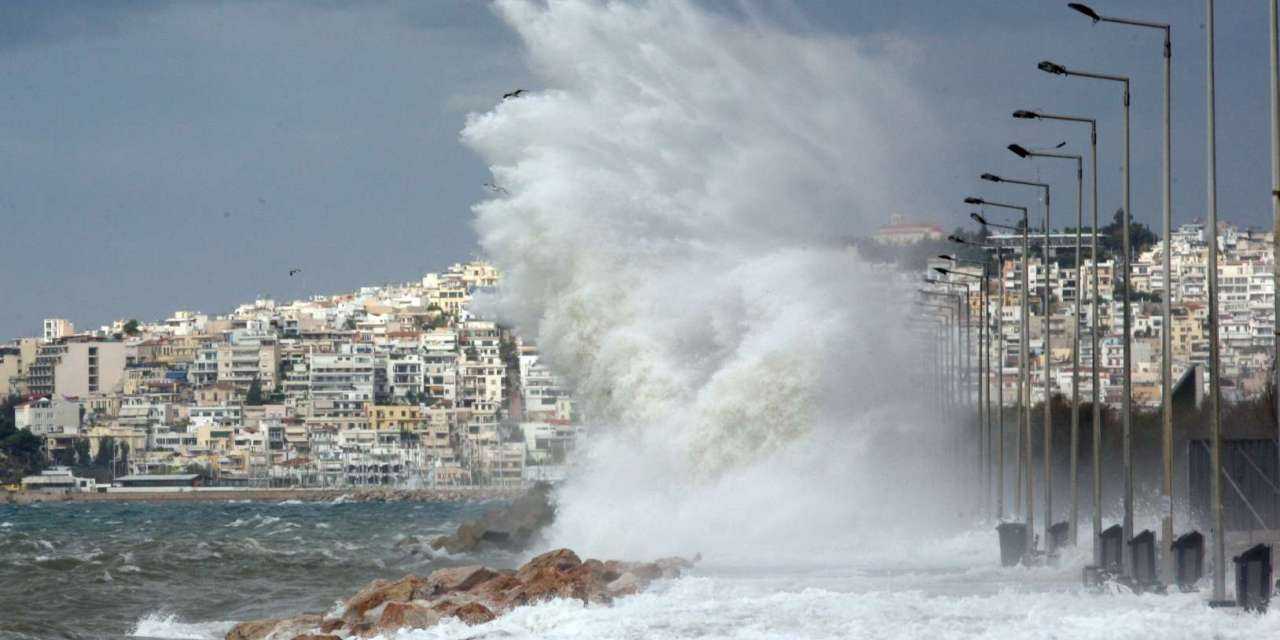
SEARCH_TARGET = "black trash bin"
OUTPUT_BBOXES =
[1234,544,1273,613]
[1128,530,1157,586]
[1171,531,1204,591]
[1100,524,1124,570]
[996,522,1028,567]
[1048,521,1070,553]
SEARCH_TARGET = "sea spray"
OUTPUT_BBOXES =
[464,0,969,560]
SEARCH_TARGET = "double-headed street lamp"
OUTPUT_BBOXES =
[1012,109,1103,560]
[968,198,1033,549]
[1008,143,1085,549]
[1038,58,1136,577]
[979,173,1056,550]
[1070,0,1178,585]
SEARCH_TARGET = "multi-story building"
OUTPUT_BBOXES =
[28,338,127,397]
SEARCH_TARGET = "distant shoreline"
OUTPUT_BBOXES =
[2,486,524,506]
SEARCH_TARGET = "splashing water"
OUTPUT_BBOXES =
[465,0,965,560]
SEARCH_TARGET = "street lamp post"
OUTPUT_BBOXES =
[1206,0,1226,603]
[938,261,991,514]
[969,199,1031,552]
[1012,109,1102,560]
[981,173,1055,550]
[1069,0,1177,582]
[951,235,1010,520]
[1038,58,1134,577]
[1271,0,1280,537]
[1008,143,1084,548]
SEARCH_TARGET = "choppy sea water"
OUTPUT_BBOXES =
[2,502,1279,639]
[0,500,502,640]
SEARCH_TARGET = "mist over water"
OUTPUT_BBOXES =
[464,0,969,561]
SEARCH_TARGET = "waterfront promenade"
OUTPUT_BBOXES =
[3,485,524,505]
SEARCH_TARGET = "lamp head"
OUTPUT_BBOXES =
[1038,60,1068,75]
[1007,144,1031,158]
[980,173,1001,183]
[970,212,987,224]
[1067,3,1101,22]
[933,267,949,275]
[1012,109,1039,119]
[964,197,984,205]
[937,254,956,261]
[947,234,966,244]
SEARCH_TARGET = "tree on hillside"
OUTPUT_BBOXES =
[123,319,140,335]
[95,437,116,467]
[74,439,92,467]
[245,377,265,406]
[1100,208,1158,257]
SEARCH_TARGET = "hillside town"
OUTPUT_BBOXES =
[907,219,1278,406]
[0,261,578,490]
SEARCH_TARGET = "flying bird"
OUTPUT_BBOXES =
[502,89,525,100]
[483,182,510,195]
[289,268,302,277]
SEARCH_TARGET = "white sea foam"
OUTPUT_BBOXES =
[131,613,236,640]
[468,0,968,564]
[380,573,1280,640]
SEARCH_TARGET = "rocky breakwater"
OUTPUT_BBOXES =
[428,482,555,553]
[225,548,696,639]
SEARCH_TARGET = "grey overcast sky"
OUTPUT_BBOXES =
[0,0,1275,341]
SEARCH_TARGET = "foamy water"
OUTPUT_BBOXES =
[126,528,1279,640]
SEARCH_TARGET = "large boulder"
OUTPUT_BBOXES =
[424,565,499,595]
[431,483,556,554]
[226,548,697,640]
[447,602,496,625]
[375,601,442,633]
[342,575,429,622]
[226,614,322,640]
[515,548,581,581]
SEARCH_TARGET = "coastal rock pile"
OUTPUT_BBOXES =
[428,482,555,553]
[225,548,695,639]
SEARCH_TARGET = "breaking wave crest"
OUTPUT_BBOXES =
[465,0,963,559]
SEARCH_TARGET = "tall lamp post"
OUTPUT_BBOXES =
[1205,0,1226,603]
[938,261,991,514]
[952,235,1009,519]
[1271,0,1280,541]
[1008,143,1084,548]
[1038,58,1135,576]
[1012,109,1102,560]
[968,198,1031,549]
[921,291,966,415]
[929,279,973,412]
[1068,0,1177,582]
[980,173,1056,550]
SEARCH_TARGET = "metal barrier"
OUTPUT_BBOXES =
[1128,530,1157,587]
[1233,544,1273,613]
[1048,521,1070,553]
[996,522,1028,567]
[1171,531,1204,591]
[1100,524,1124,570]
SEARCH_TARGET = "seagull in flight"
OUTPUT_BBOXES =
[502,89,525,100]
[289,268,302,277]
[483,182,510,195]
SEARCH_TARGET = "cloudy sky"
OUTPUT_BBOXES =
[1,0,1274,340]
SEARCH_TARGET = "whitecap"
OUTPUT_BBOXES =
[131,613,236,640]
